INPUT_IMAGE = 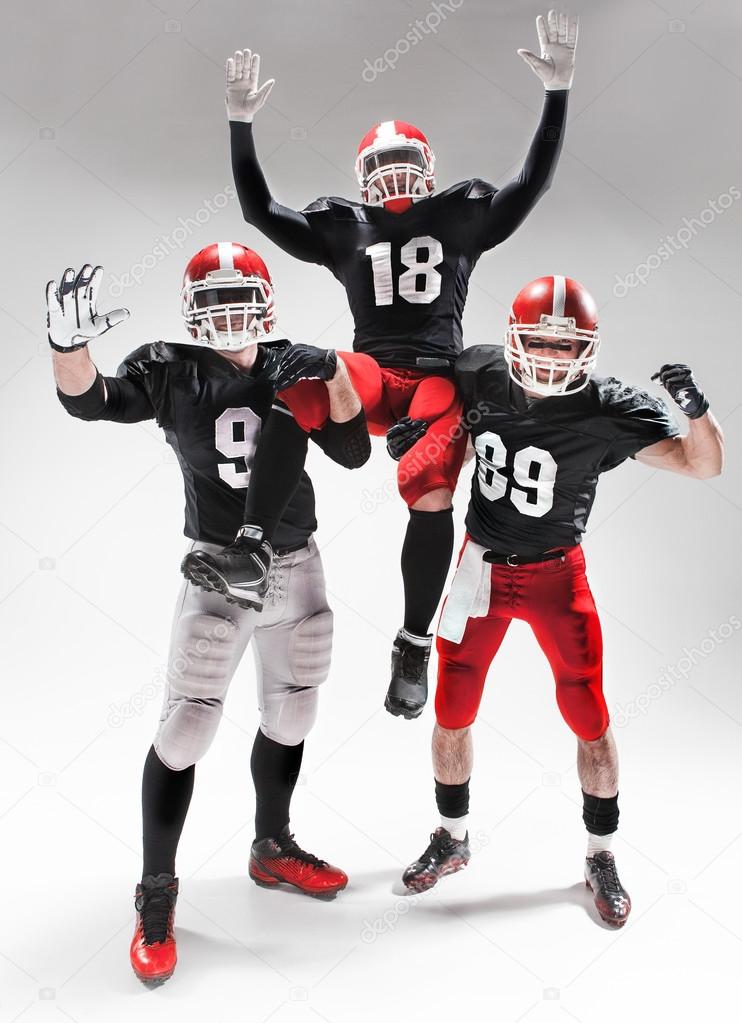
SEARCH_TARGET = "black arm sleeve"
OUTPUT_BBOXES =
[229,121,326,264]
[244,404,310,542]
[57,369,156,424]
[478,89,568,250]
[310,407,371,469]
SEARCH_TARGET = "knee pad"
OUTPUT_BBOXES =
[261,686,320,746]
[288,609,333,687]
[155,612,240,769]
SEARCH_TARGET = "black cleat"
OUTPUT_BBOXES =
[181,525,272,611]
[584,850,632,928]
[384,629,432,719]
[403,827,471,892]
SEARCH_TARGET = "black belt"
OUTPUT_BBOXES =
[483,548,566,567]
[415,356,454,369]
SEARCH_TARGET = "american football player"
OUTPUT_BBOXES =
[398,276,724,927]
[49,246,370,985]
[181,11,579,720]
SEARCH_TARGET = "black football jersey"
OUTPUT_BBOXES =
[456,345,680,555]
[58,340,317,549]
[303,180,509,368]
[230,90,567,370]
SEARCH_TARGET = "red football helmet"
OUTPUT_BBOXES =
[505,276,600,396]
[355,120,435,212]
[181,242,275,350]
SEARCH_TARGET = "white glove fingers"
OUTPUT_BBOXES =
[536,14,549,54]
[547,9,558,43]
[226,56,235,84]
[234,49,245,78]
[46,279,62,320]
[558,11,568,44]
[518,49,545,77]
[567,13,578,48]
[249,51,260,93]
[87,265,104,318]
[59,268,76,314]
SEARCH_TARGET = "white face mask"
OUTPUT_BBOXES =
[181,274,276,350]
[504,319,600,397]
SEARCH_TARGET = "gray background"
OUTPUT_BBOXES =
[1,0,740,1019]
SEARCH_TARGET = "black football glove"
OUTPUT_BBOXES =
[651,363,709,419]
[386,416,430,461]
[275,343,338,391]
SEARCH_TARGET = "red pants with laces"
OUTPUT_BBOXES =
[435,539,608,741]
[279,352,468,506]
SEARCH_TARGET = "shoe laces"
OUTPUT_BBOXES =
[137,881,176,944]
[594,857,621,894]
[400,642,428,681]
[278,832,327,869]
[423,829,457,861]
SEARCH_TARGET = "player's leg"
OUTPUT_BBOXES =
[403,541,511,891]
[386,374,468,718]
[525,548,631,927]
[248,539,348,898]
[181,352,384,608]
[131,549,257,984]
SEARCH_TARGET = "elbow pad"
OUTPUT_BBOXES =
[315,408,371,469]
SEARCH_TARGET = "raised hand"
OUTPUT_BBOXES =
[652,364,709,420]
[226,49,275,123]
[46,265,129,352]
[518,10,579,91]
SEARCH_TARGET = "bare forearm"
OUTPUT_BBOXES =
[681,410,724,478]
[52,347,98,396]
[325,358,361,423]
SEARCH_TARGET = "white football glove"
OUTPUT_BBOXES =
[225,49,275,123]
[518,10,578,91]
[46,265,129,352]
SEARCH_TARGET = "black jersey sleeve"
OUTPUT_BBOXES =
[467,89,568,254]
[598,378,680,470]
[57,344,170,425]
[229,121,328,265]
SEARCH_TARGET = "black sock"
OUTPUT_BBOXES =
[141,745,195,878]
[582,789,620,835]
[250,729,304,841]
[435,778,470,819]
[243,406,310,543]
[401,507,454,636]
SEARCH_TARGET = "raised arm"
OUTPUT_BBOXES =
[227,50,325,264]
[636,364,724,479]
[479,10,577,248]
[49,265,154,423]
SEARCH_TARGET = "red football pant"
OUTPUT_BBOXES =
[435,540,608,741]
[279,352,468,506]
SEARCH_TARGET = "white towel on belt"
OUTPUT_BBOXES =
[438,539,492,645]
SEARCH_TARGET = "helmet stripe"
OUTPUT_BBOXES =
[552,275,566,316]
[217,242,234,270]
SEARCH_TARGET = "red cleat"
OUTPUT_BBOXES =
[129,873,179,985]
[249,826,348,899]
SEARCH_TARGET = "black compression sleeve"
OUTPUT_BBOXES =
[229,121,325,264]
[310,408,371,469]
[57,369,156,424]
[479,89,568,248]
[244,405,309,542]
